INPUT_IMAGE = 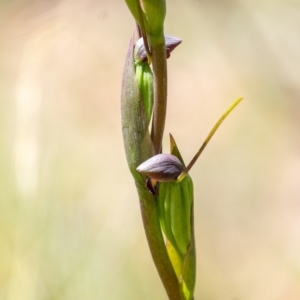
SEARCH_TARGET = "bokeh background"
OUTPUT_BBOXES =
[1,0,300,299]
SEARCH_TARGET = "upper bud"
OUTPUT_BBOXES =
[134,35,182,63]
[137,153,184,182]
[165,35,182,59]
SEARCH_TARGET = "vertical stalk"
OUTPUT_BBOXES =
[150,33,167,154]
[121,36,181,300]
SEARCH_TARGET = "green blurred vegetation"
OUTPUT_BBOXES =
[0,0,300,299]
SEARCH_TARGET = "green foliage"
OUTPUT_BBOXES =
[158,176,195,300]
[121,36,153,182]
[124,0,166,37]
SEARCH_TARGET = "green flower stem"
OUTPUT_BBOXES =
[121,37,181,300]
[150,33,167,154]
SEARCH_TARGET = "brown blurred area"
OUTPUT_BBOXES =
[0,0,300,299]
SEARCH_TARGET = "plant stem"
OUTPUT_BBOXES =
[121,36,181,300]
[150,33,167,154]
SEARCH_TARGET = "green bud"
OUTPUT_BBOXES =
[170,176,192,255]
[157,172,195,300]
[156,135,196,300]
[134,38,154,127]
[135,63,153,127]
[160,182,180,254]
[158,175,192,257]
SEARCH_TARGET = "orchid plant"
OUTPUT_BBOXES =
[121,1,242,299]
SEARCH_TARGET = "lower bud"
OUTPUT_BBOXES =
[137,154,184,182]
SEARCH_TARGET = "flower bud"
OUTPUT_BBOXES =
[137,154,184,182]
[165,35,182,59]
[134,35,182,63]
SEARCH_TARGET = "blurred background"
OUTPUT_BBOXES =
[0,0,300,299]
